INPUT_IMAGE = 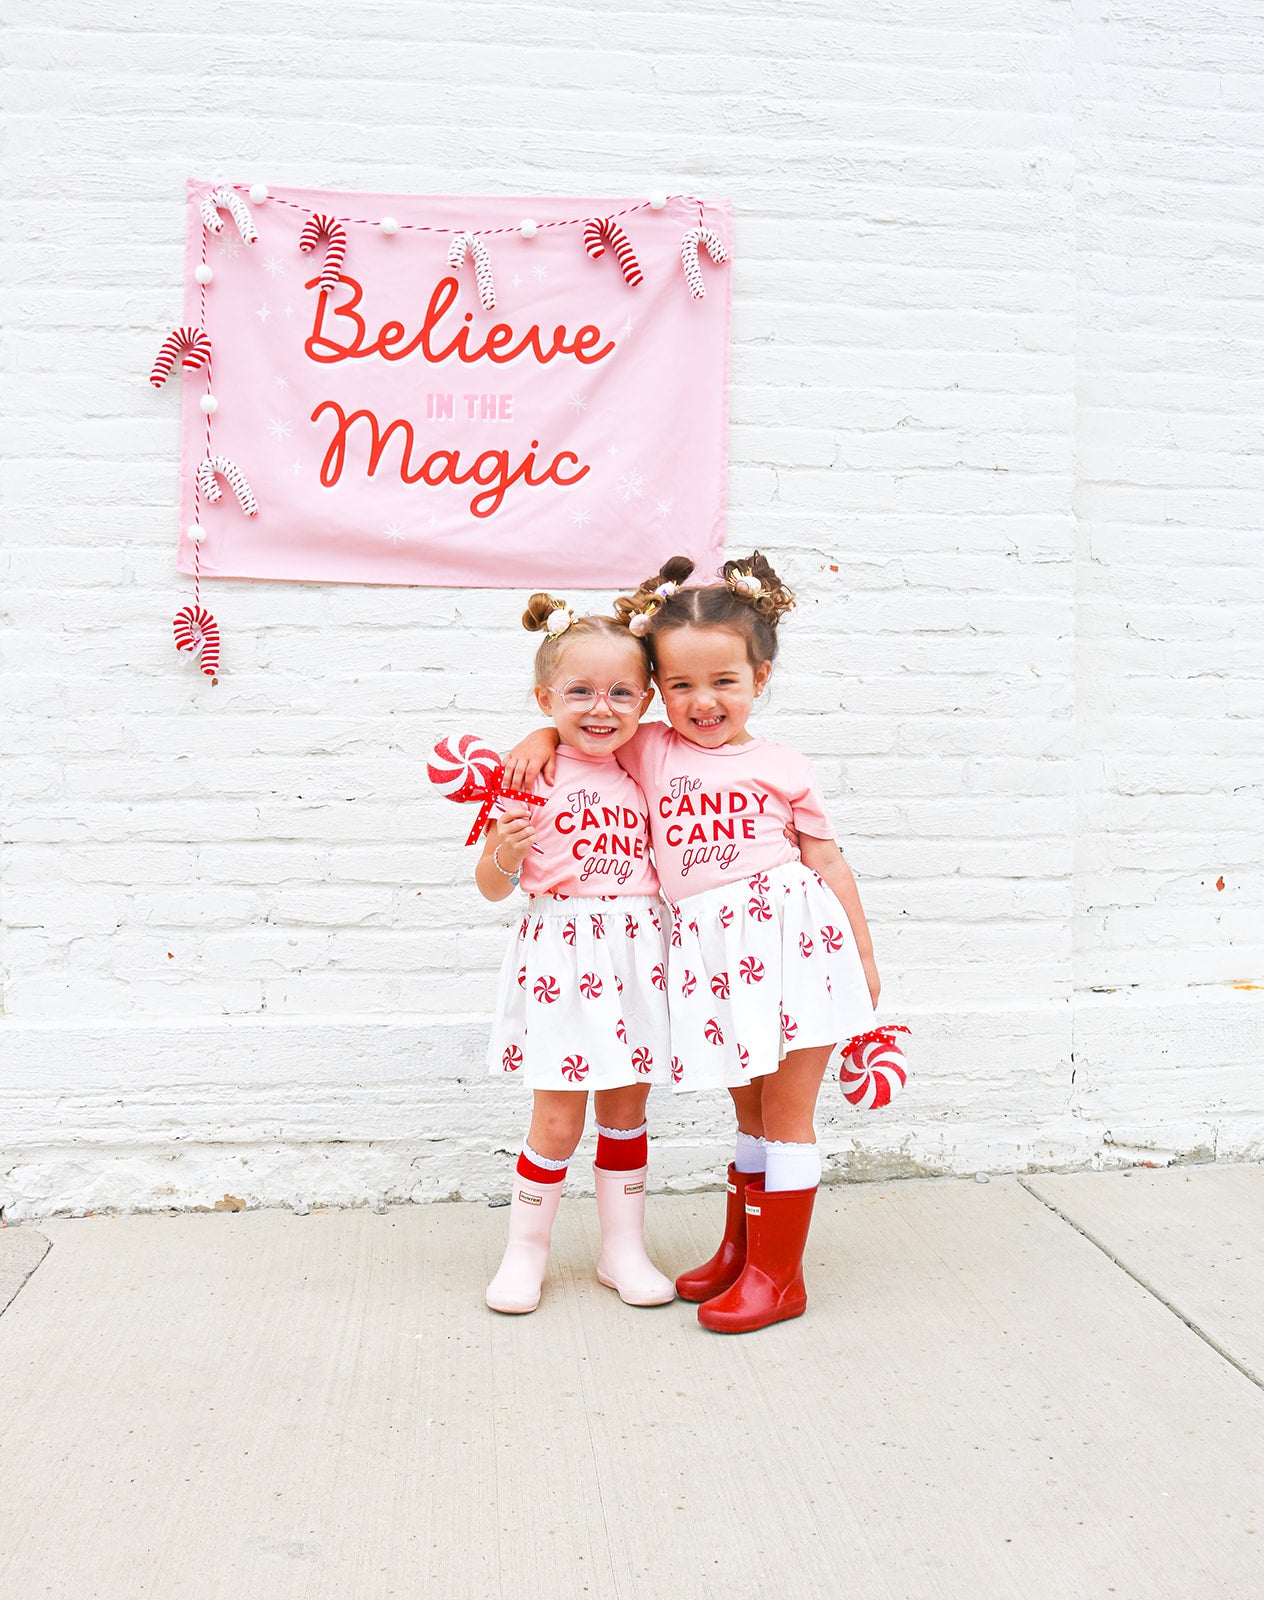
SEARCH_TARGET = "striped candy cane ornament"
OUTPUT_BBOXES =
[582,217,643,287]
[679,226,729,300]
[198,186,258,245]
[149,326,213,388]
[196,456,258,517]
[173,604,220,680]
[299,212,348,295]
[447,231,496,310]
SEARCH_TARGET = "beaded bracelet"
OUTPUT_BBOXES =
[492,846,520,886]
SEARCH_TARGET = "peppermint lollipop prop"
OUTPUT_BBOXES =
[838,1025,910,1110]
[427,733,546,845]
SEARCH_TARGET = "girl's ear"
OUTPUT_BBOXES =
[533,685,553,717]
[753,659,773,696]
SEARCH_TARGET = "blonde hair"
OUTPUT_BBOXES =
[522,592,651,689]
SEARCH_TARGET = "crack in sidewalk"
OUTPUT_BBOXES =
[1018,1178,1263,1394]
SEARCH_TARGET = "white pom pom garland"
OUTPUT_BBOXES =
[248,183,269,204]
[380,215,399,234]
[199,394,219,415]
[194,264,213,285]
[520,217,538,239]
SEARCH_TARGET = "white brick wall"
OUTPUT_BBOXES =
[2,0,1261,1218]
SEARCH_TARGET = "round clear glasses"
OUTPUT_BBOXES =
[547,678,652,713]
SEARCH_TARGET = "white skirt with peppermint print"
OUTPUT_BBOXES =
[665,861,876,1092]
[487,894,673,1090]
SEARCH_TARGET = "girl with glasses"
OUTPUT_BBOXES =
[478,592,674,1315]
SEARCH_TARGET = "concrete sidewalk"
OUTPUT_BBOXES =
[1,1167,1261,1600]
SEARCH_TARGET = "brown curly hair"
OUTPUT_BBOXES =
[612,551,795,668]
[522,592,650,689]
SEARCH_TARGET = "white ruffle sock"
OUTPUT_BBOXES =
[764,1140,822,1193]
[593,1165,676,1306]
[735,1130,767,1173]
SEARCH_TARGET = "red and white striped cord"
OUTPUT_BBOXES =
[447,231,496,310]
[582,217,643,287]
[149,326,213,387]
[196,455,258,517]
[299,212,347,295]
[679,226,729,299]
[199,186,258,245]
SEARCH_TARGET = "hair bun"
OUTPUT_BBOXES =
[522,591,567,633]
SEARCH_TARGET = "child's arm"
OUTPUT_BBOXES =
[502,727,560,791]
[798,836,880,1008]
[474,809,536,902]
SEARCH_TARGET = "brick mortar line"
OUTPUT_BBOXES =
[1016,1177,1264,1395]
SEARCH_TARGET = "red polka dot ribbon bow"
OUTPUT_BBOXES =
[427,734,547,846]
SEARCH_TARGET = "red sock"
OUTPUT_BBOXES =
[595,1121,648,1171]
[516,1145,567,1186]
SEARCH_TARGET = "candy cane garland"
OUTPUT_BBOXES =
[198,186,258,245]
[196,455,258,517]
[299,212,348,295]
[447,231,496,310]
[679,226,729,300]
[149,326,213,387]
[582,217,643,287]
[173,604,220,679]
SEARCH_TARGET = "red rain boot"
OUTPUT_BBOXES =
[675,1164,758,1303]
[697,1180,817,1334]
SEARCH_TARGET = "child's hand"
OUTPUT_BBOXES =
[491,809,535,873]
[503,728,559,791]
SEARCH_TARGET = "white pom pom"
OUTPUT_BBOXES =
[199,394,219,415]
[186,524,203,544]
[194,264,214,286]
[380,215,399,234]
[248,183,269,204]
[546,607,572,635]
[520,217,538,239]
[648,191,667,211]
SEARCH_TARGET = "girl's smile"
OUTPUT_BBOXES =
[654,627,771,748]
[535,636,653,757]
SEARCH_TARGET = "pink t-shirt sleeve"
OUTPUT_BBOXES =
[786,756,835,841]
[614,721,671,792]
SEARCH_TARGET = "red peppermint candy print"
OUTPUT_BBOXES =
[616,976,624,994]
[671,921,683,948]
[739,957,765,984]
[799,934,815,959]
[519,916,529,939]
[532,921,544,942]
[625,914,639,938]
[579,972,603,1001]
[502,1045,523,1072]
[562,919,577,946]
[747,897,772,922]
[517,966,527,989]
[649,909,661,931]
[704,1018,724,1045]
[671,1056,684,1084]
[718,906,734,929]
[534,975,560,1004]
[561,1055,589,1083]
[820,926,844,952]
[749,873,770,894]
[651,963,667,991]
[781,1011,798,1041]
[711,971,730,999]
[592,916,606,940]
[689,919,700,936]
[632,1046,653,1076]
[737,1044,750,1072]
[616,1017,628,1042]
[680,971,697,997]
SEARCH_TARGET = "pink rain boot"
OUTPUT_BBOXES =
[593,1165,675,1306]
[486,1175,565,1314]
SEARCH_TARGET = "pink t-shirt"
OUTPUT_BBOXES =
[518,745,659,898]
[618,723,835,901]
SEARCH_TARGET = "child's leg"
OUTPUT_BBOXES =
[487,1091,587,1315]
[757,1045,832,1191]
[675,1082,765,1302]
[591,1083,674,1306]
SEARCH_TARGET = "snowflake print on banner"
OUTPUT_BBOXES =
[705,1019,724,1045]
[616,469,646,503]
[740,957,765,985]
[632,1046,653,1076]
[615,1018,627,1042]
[711,971,730,999]
[680,971,697,997]
[747,897,772,922]
[580,973,603,1001]
[781,1011,798,1042]
[517,966,527,989]
[625,914,639,938]
[562,1055,590,1083]
[671,1057,684,1084]
[651,963,667,991]
[799,934,815,959]
[718,906,734,929]
[502,1045,523,1072]
[534,975,560,1004]
[820,926,844,952]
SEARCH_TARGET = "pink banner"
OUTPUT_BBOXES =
[172,183,731,589]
